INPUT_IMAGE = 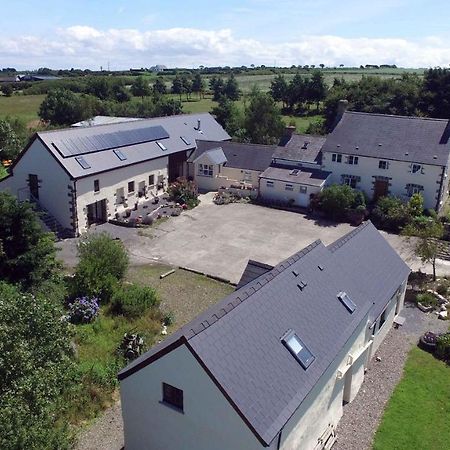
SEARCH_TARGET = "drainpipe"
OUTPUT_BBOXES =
[72,179,79,237]
[436,165,446,212]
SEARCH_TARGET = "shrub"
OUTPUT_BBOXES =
[416,292,438,308]
[315,184,357,220]
[371,196,411,232]
[68,297,99,324]
[436,284,448,296]
[167,177,199,209]
[111,284,159,318]
[73,233,129,303]
[163,311,175,326]
[436,333,450,361]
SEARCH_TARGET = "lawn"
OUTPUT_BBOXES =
[373,346,450,450]
[68,264,234,427]
[0,94,45,125]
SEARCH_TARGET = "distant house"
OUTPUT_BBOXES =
[119,221,410,450]
[0,113,229,236]
[322,111,450,210]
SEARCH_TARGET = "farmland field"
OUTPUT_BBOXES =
[0,94,45,125]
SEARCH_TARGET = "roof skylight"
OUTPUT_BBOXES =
[113,149,127,161]
[75,156,91,169]
[337,291,356,313]
[156,141,167,151]
[180,136,192,146]
[281,330,315,369]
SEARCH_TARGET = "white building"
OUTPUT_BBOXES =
[0,113,229,236]
[119,221,410,450]
[322,111,450,210]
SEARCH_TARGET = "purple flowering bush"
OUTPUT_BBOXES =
[68,296,99,324]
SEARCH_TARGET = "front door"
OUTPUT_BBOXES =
[87,199,107,226]
[373,179,389,201]
[28,174,39,200]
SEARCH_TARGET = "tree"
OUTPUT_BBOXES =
[211,96,245,138]
[181,74,193,100]
[112,83,131,103]
[420,68,450,118]
[287,73,307,110]
[130,76,151,99]
[39,89,85,125]
[315,184,357,220]
[0,119,22,160]
[1,84,13,97]
[209,76,225,101]
[270,74,289,108]
[73,232,129,302]
[403,218,444,281]
[192,73,205,98]
[0,192,60,289]
[153,77,167,96]
[224,74,240,101]
[408,192,424,218]
[87,76,112,100]
[307,70,327,110]
[171,75,184,101]
[0,282,74,449]
[244,88,285,144]
[319,64,325,69]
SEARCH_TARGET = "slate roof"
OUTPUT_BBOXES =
[193,147,227,165]
[274,133,326,164]
[119,221,410,446]
[259,166,331,186]
[189,140,276,171]
[29,113,230,179]
[236,259,274,290]
[322,111,450,166]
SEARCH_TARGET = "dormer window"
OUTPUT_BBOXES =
[281,330,315,369]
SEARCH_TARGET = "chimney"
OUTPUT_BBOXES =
[332,99,348,130]
[282,125,296,144]
[195,119,201,131]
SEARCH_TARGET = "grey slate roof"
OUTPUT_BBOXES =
[193,147,227,165]
[35,113,230,179]
[274,133,326,164]
[118,221,410,446]
[322,111,450,166]
[189,140,276,171]
[236,259,274,290]
[259,166,331,186]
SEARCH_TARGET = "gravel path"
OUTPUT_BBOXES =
[332,304,448,450]
[74,401,124,450]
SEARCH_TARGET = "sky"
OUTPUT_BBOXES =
[2,0,450,70]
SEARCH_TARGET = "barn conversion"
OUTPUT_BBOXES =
[119,221,410,450]
[0,113,230,236]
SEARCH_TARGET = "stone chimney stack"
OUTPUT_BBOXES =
[283,125,296,140]
[333,99,348,129]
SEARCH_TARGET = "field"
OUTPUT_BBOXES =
[0,93,45,124]
[373,347,450,450]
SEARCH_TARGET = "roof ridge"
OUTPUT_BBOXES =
[185,240,323,340]
[198,139,277,149]
[344,110,449,123]
[327,221,371,253]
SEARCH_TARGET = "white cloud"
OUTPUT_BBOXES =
[1,26,450,69]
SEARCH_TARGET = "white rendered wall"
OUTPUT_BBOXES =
[259,178,324,207]
[322,152,446,210]
[0,139,73,229]
[120,345,271,450]
[76,157,168,233]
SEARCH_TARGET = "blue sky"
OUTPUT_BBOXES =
[2,0,450,69]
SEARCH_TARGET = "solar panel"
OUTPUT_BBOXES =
[75,156,91,170]
[52,125,170,158]
[337,291,356,313]
[113,149,127,161]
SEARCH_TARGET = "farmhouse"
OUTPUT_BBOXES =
[119,221,410,450]
[322,110,450,210]
[0,113,230,236]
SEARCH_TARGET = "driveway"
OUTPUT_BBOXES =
[57,193,450,284]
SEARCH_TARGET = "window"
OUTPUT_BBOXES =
[332,153,342,163]
[198,164,213,177]
[75,156,91,170]
[406,183,423,197]
[411,163,422,174]
[299,186,307,194]
[243,171,252,181]
[337,291,356,313]
[94,179,100,192]
[149,174,155,186]
[342,174,360,188]
[113,149,127,161]
[162,382,183,412]
[285,183,294,191]
[128,181,135,193]
[378,308,387,331]
[156,141,167,151]
[180,136,191,146]
[281,330,315,369]
[290,169,300,176]
[347,155,359,165]
[379,160,389,170]
[266,180,274,188]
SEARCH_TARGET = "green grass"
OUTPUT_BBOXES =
[0,94,45,125]
[373,346,450,450]
[0,165,7,179]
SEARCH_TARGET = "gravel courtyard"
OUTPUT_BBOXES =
[57,193,450,283]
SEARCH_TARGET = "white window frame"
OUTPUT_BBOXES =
[379,160,389,170]
[266,180,274,188]
[411,163,422,174]
[406,184,424,197]
[332,153,342,163]
[299,186,307,194]
[347,155,359,165]
[198,163,213,177]
[342,175,358,188]
[285,183,294,191]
